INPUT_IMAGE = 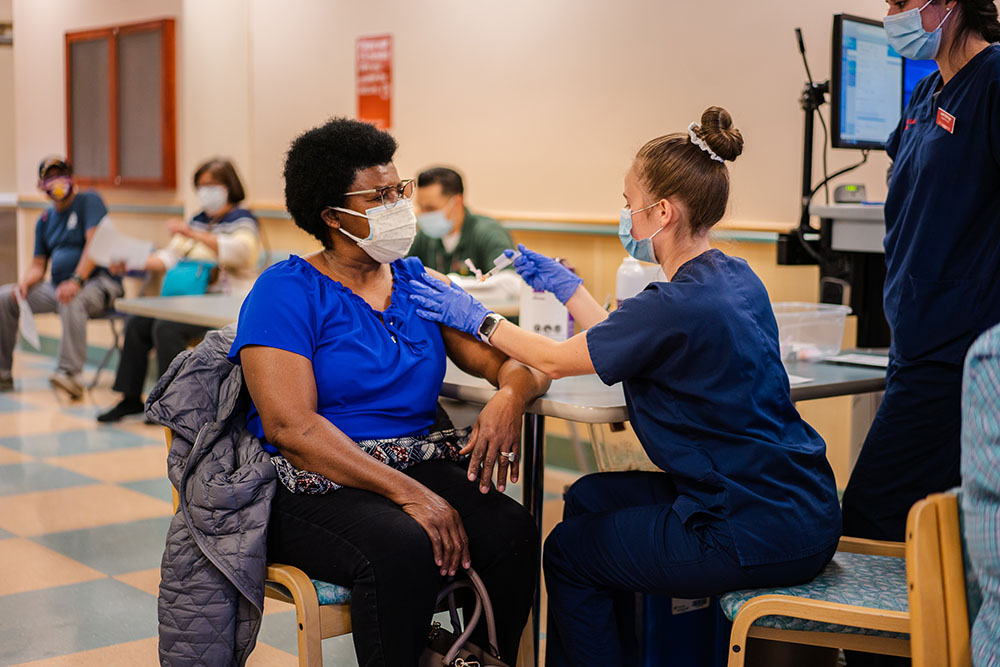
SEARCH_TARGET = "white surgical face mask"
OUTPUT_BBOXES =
[332,198,417,264]
[197,185,229,216]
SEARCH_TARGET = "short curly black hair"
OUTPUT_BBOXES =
[283,117,398,247]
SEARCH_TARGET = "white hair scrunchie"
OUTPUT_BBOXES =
[687,122,725,163]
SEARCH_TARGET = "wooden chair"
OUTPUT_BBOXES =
[165,428,352,667]
[721,536,911,666]
[906,491,979,667]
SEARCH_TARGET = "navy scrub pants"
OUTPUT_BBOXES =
[842,360,963,542]
[542,472,836,667]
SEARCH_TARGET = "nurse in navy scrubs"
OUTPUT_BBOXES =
[409,107,842,666]
[840,0,1000,544]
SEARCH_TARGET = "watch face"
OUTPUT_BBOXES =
[479,314,499,340]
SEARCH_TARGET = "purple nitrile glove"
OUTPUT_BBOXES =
[409,273,492,337]
[505,243,582,304]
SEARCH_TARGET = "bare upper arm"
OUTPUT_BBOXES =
[238,345,319,440]
[440,326,506,386]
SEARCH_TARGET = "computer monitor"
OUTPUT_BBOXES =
[830,14,904,150]
[902,58,939,109]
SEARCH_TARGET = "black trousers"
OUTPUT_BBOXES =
[267,460,538,667]
[841,360,963,667]
[842,360,963,541]
[112,316,208,399]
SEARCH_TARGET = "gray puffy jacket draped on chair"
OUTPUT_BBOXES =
[147,324,278,667]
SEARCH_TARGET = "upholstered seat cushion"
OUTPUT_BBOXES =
[312,579,352,606]
[265,579,352,607]
[719,551,909,639]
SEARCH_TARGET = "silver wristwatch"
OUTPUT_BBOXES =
[476,313,505,345]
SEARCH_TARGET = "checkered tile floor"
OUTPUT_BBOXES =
[0,349,575,666]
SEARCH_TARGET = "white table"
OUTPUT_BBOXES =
[115,292,519,326]
[114,295,245,329]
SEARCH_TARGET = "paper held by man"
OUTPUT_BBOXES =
[87,217,154,271]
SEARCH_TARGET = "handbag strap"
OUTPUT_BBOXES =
[436,580,482,665]
[465,568,500,656]
[435,568,501,664]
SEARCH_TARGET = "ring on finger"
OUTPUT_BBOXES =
[500,451,517,462]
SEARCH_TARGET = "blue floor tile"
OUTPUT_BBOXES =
[121,477,174,503]
[256,609,360,665]
[32,516,172,576]
[12,376,53,391]
[0,578,158,664]
[0,428,158,457]
[0,394,26,413]
[0,461,99,496]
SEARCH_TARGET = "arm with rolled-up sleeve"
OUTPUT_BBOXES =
[586,288,675,385]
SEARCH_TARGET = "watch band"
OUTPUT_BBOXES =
[70,273,85,286]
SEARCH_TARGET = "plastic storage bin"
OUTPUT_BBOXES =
[772,302,851,361]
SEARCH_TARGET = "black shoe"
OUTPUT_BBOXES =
[97,397,145,423]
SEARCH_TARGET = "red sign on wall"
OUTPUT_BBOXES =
[356,34,392,130]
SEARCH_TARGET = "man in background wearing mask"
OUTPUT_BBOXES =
[0,156,123,399]
[410,167,516,281]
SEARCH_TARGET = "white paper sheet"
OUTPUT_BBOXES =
[787,374,813,386]
[87,216,153,270]
[15,291,40,350]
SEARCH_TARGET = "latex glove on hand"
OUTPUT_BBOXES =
[409,272,493,337]
[506,243,582,304]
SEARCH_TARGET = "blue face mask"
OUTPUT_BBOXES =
[884,0,953,61]
[416,198,456,239]
[618,202,664,264]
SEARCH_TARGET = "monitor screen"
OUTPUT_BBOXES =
[831,14,903,150]
[903,58,938,109]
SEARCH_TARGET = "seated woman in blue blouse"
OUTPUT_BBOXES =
[228,118,548,667]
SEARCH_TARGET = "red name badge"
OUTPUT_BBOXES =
[936,107,956,134]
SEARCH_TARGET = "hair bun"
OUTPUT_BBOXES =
[695,106,744,163]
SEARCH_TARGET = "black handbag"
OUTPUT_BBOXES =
[419,568,510,667]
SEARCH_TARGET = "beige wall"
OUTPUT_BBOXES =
[244,0,893,225]
[14,0,895,224]
[0,0,14,195]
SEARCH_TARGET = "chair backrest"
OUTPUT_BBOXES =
[906,492,972,667]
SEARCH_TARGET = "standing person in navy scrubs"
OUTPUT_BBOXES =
[408,107,843,666]
[841,1,1000,547]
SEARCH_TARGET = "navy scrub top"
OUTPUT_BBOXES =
[884,44,1000,365]
[587,250,841,566]
[229,255,447,454]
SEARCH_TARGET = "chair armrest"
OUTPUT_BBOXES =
[838,536,906,557]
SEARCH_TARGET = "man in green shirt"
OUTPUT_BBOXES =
[410,167,514,276]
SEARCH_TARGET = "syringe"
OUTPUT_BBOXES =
[479,250,520,282]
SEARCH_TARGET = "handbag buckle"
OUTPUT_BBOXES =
[453,659,481,667]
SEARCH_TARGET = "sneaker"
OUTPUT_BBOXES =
[97,397,146,423]
[49,370,84,400]
[0,375,12,392]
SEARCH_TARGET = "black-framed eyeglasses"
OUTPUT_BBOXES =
[345,179,414,209]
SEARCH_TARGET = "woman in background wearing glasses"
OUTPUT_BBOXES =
[229,118,549,666]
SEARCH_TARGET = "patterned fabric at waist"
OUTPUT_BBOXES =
[270,427,472,494]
